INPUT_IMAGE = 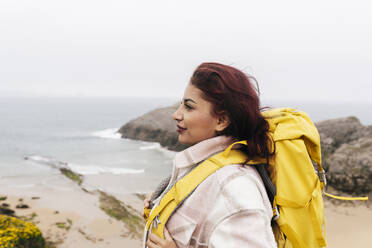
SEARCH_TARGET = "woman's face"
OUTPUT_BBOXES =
[172,83,229,145]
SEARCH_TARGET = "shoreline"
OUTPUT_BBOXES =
[1,187,371,247]
[1,162,371,247]
[0,176,144,248]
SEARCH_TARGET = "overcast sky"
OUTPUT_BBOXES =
[0,0,371,102]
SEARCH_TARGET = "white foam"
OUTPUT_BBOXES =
[140,142,176,159]
[68,163,144,175]
[25,155,144,176]
[25,155,68,169]
[92,128,122,139]
[27,155,50,163]
[140,143,161,150]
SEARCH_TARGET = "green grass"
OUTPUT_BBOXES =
[98,191,144,239]
[55,218,73,231]
[60,168,83,185]
[78,228,98,242]
[19,212,38,222]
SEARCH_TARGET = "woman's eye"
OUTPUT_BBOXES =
[184,104,193,110]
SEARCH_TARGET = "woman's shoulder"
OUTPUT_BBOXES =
[166,163,274,244]
[212,163,263,185]
[171,163,273,224]
[209,164,271,211]
[167,163,276,247]
[181,164,272,215]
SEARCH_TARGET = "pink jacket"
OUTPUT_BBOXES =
[145,136,277,248]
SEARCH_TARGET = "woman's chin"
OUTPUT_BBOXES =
[178,138,188,145]
[178,136,192,146]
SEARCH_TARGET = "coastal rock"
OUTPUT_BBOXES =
[315,117,372,195]
[0,206,15,216]
[315,116,364,162]
[16,204,30,209]
[118,104,188,151]
[326,138,372,194]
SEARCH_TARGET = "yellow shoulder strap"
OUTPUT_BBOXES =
[146,149,248,238]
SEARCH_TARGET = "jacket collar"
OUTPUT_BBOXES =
[174,136,234,169]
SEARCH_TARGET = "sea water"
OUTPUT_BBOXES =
[0,97,176,194]
[0,97,371,194]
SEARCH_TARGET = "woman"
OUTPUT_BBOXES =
[144,62,277,248]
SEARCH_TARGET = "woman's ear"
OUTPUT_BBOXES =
[215,114,230,132]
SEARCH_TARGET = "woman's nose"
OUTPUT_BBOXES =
[173,104,182,121]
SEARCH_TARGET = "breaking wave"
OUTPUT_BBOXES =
[139,142,176,159]
[91,128,122,139]
[24,155,144,175]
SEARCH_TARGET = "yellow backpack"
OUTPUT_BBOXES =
[144,108,368,247]
[259,108,327,247]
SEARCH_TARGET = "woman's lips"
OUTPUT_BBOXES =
[177,125,187,133]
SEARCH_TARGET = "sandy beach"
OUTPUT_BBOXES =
[1,175,371,248]
[324,199,372,247]
[0,174,144,248]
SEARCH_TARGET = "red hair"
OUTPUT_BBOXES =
[190,62,273,160]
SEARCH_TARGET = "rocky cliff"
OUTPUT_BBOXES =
[118,107,372,195]
[118,104,188,151]
[316,117,372,195]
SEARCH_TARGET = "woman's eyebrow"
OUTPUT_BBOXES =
[184,98,196,104]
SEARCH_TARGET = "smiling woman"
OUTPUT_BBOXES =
[143,62,277,248]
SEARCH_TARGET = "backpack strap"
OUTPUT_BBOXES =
[323,191,368,201]
[252,163,280,222]
[145,149,248,238]
[253,164,276,204]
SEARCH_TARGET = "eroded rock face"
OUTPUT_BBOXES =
[315,117,363,163]
[118,104,188,151]
[326,138,372,194]
[315,117,372,194]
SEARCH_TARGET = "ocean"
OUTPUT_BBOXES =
[0,97,371,195]
[0,97,177,195]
